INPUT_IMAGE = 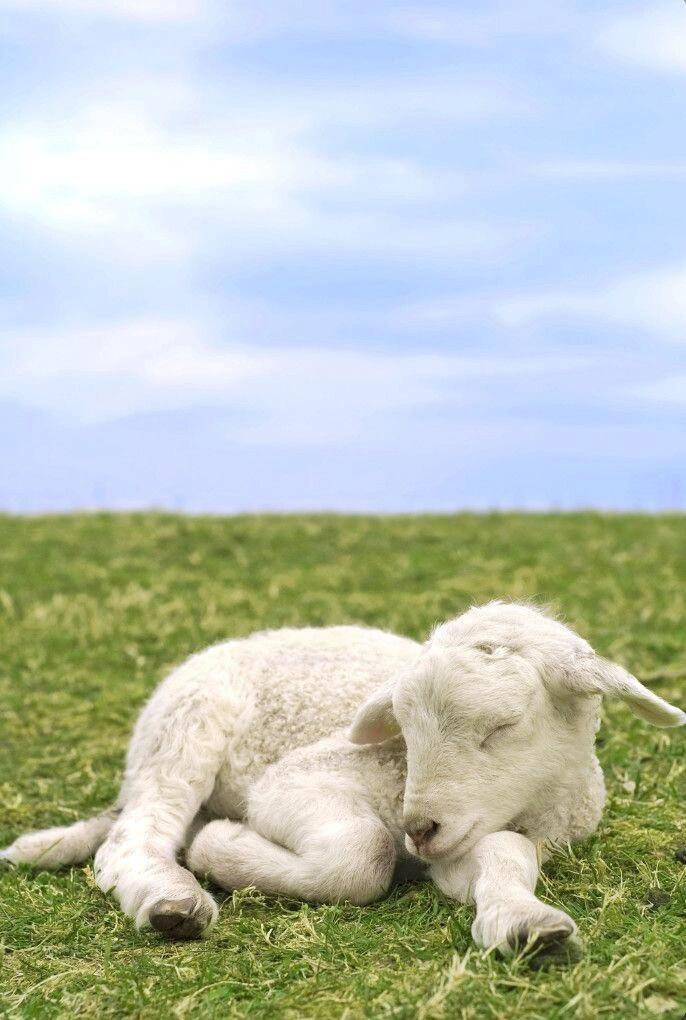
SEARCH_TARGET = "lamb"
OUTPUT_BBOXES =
[3,602,684,954]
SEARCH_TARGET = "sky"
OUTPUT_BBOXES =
[1,0,686,513]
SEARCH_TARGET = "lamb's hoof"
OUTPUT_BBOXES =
[149,896,211,940]
[507,916,575,953]
[507,915,582,967]
[473,901,579,962]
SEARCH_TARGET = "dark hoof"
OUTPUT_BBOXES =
[149,897,204,940]
[508,917,575,954]
[673,847,686,864]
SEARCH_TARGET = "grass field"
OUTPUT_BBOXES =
[0,512,685,1019]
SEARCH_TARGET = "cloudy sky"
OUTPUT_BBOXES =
[2,0,686,512]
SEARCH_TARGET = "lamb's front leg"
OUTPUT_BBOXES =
[430,831,577,955]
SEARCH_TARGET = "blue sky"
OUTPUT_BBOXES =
[2,0,686,512]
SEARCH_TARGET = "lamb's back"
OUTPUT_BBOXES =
[240,625,418,769]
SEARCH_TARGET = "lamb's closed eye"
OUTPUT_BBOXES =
[480,721,518,749]
[475,642,512,658]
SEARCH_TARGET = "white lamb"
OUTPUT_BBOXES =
[3,602,684,954]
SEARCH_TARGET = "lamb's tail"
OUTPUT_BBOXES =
[0,807,119,870]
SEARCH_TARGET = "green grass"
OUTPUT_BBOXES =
[0,512,685,1019]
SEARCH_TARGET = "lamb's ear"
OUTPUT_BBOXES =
[349,678,400,744]
[560,654,686,728]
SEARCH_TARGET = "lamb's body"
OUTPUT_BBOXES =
[5,605,681,953]
[130,622,604,872]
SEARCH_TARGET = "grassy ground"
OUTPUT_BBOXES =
[0,513,684,1019]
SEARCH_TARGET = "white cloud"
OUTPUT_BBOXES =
[1,317,593,438]
[0,0,205,22]
[386,2,575,44]
[530,159,686,180]
[8,319,267,384]
[6,0,572,49]
[493,265,686,336]
[596,8,686,74]
[300,75,531,125]
[0,75,527,261]
[2,319,269,421]
[0,0,572,43]
[399,264,686,340]
[0,110,291,229]
[0,0,534,265]
[629,375,686,405]
[181,0,575,47]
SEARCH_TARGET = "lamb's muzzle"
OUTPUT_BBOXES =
[404,818,439,853]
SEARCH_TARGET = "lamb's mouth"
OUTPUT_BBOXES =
[418,820,480,861]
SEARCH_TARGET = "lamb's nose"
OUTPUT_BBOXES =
[405,820,439,849]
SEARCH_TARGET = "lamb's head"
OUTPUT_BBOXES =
[349,602,685,863]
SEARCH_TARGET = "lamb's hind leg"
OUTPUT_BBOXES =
[188,773,396,906]
[96,794,218,940]
[95,669,244,939]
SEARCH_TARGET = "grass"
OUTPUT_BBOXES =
[0,512,685,1019]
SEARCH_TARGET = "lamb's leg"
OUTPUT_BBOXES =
[1,808,119,869]
[430,831,577,955]
[187,777,396,906]
[96,795,219,939]
[94,677,240,940]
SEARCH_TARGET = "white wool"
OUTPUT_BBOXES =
[3,604,683,952]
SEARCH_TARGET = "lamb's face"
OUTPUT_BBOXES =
[349,601,685,864]
[393,640,569,861]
